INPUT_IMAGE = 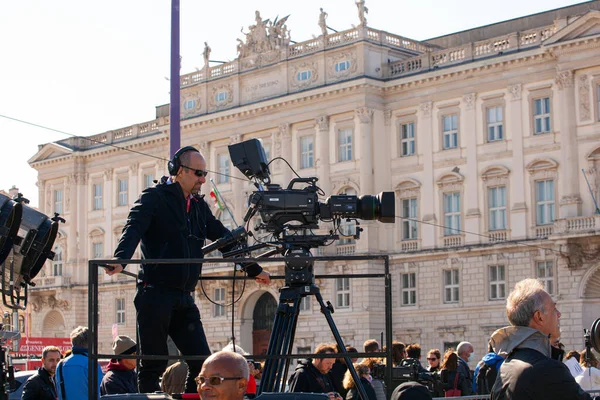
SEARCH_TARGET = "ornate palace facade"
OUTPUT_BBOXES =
[26,1,600,363]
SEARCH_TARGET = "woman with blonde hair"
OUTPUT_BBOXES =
[575,350,600,390]
[343,363,377,400]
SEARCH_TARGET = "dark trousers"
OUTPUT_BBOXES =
[134,284,211,393]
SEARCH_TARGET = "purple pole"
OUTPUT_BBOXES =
[169,0,181,157]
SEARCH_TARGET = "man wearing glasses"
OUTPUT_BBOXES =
[197,351,249,400]
[107,147,270,394]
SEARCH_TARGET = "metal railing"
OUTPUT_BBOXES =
[87,254,393,400]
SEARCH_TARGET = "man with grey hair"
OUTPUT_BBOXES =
[196,351,249,400]
[456,341,475,395]
[55,326,104,400]
[489,279,592,399]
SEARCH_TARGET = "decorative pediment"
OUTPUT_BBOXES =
[436,172,464,192]
[28,143,72,164]
[395,178,421,198]
[544,11,600,45]
[526,157,558,172]
[481,165,510,186]
[587,146,600,161]
[89,227,105,238]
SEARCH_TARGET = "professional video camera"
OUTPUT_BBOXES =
[230,139,394,235]
[227,138,395,286]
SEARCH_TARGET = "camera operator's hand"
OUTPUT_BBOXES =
[105,263,123,276]
[327,392,342,400]
[254,271,270,285]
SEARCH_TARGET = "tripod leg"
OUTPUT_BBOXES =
[273,296,301,392]
[259,302,289,394]
[314,290,370,400]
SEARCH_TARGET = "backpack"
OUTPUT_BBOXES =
[476,362,499,395]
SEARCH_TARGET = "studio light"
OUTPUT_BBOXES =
[0,193,64,309]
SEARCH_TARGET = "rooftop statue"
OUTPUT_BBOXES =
[318,8,328,37]
[356,0,368,27]
[237,11,291,59]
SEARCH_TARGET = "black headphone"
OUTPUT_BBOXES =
[167,146,199,176]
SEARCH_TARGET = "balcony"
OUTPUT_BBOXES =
[552,215,600,237]
[400,240,420,252]
[33,276,71,289]
[442,235,463,248]
[534,225,554,238]
[336,244,356,255]
[487,230,510,243]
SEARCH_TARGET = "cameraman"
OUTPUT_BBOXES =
[490,279,591,400]
[106,147,270,393]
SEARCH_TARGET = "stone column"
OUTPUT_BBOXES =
[77,173,89,282]
[199,141,210,197]
[463,93,481,244]
[315,116,331,195]
[230,134,244,225]
[279,124,293,185]
[355,107,374,194]
[37,179,45,216]
[66,175,77,263]
[507,84,527,239]
[556,69,582,217]
[419,102,436,249]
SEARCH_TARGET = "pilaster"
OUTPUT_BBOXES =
[508,83,528,239]
[315,116,331,195]
[556,69,582,217]
[355,107,374,194]
[419,102,436,249]
[463,93,481,244]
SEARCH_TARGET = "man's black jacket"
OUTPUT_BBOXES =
[288,359,336,394]
[21,367,57,400]
[114,180,261,292]
[490,326,591,400]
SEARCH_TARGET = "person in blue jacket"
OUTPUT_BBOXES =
[55,326,103,400]
[106,146,270,393]
[472,343,504,394]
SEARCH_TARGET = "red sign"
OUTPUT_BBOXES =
[11,337,72,358]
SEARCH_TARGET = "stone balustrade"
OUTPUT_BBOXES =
[443,235,463,248]
[388,24,557,78]
[336,244,356,255]
[400,240,420,252]
[78,120,159,150]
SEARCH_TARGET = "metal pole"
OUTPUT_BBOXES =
[169,0,181,157]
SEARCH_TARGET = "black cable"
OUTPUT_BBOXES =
[267,157,302,179]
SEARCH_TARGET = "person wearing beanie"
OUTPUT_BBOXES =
[101,335,138,395]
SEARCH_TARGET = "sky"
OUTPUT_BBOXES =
[0,0,587,207]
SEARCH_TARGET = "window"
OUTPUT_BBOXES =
[93,184,103,210]
[93,242,103,259]
[54,189,63,215]
[118,179,128,207]
[444,269,459,303]
[489,265,506,300]
[401,273,416,306]
[536,261,554,295]
[215,91,228,102]
[184,99,197,110]
[535,179,555,225]
[534,97,551,134]
[217,154,230,184]
[487,106,504,142]
[299,296,311,312]
[297,70,312,81]
[400,122,415,156]
[144,173,155,189]
[116,298,126,324]
[335,60,351,72]
[401,198,418,240]
[442,115,458,149]
[300,136,314,169]
[336,278,350,308]
[263,143,271,162]
[214,288,225,317]
[488,186,507,231]
[444,342,460,352]
[338,128,352,162]
[443,192,461,236]
[53,246,63,276]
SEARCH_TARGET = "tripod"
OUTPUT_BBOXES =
[258,263,369,400]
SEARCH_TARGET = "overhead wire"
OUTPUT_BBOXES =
[1,113,569,259]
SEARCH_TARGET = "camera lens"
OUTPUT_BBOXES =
[356,192,395,223]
